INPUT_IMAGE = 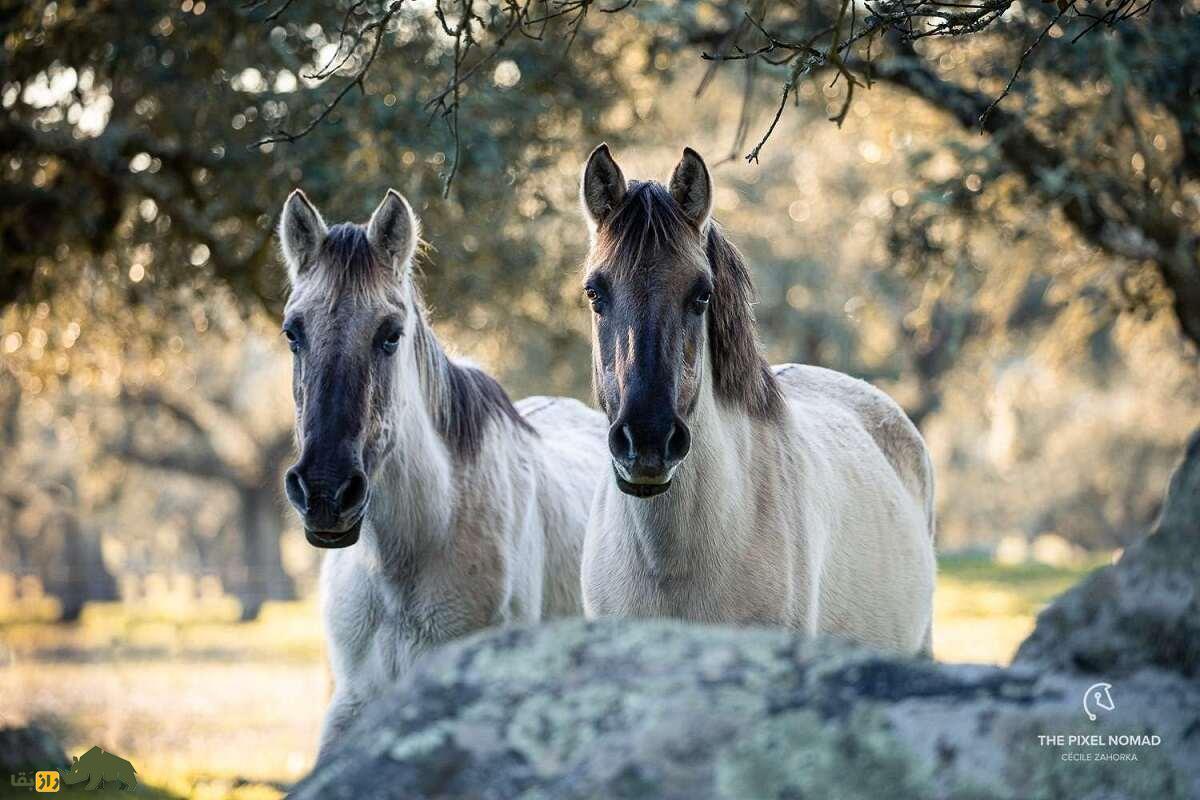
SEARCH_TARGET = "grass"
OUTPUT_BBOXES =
[1,603,326,800]
[0,556,1108,798]
[932,552,1109,664]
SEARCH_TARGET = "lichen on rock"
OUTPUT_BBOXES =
[292,433,1200,800]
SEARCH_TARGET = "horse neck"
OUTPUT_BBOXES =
[361,311,460,570]
[618,361,760,574]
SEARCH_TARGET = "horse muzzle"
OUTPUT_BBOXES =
[286,461,370,548]
[305,516,364,549]
[612,463,674,498]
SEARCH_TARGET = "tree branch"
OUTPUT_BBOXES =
[860,53,1200,350]
[105,440,233,485]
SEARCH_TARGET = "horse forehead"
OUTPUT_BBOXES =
[289,284,390,331]
[602,242,706,289]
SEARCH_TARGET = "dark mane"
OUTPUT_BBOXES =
[704,222,783,421]
[597,181,783,421]
[597,181,699,281]
[412,310,534,460]
[317,222,531,459]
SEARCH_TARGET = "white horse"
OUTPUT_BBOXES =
[577,145,936,654]
[277,188,608,759]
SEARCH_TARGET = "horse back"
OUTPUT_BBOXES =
[516,395,609,617]
[771,363,934,538]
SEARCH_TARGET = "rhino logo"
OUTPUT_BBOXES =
[60,747,137,792]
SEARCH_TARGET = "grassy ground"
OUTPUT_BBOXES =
[0,556,1105,798]
[932,553,1108,664]
[1,604,325,799]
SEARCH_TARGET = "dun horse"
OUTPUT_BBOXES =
[577,145,936,653]
[277,188,608,758]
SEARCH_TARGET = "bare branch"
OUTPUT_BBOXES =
[105,440,232,485]
[252,1,404,148]
[696,0,1155,161]
[252,0,617,192]
[979,1,1074,129]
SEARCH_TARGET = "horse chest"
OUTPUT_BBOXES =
[584,509,806,626]
[324,562,445,678]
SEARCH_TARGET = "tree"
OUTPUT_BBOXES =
[0,365,118,619]
[3,0,1193,563]
[105,384,297,620]
[672,1,1196,352]
[0,0,637,317]
[4,1,1184,359]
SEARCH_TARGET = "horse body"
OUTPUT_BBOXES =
[584,362,934,651]
[320,394,604,752]
[276,189,607,760]
[577,145,935,654]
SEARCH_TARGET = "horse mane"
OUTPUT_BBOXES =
[413,320,534,459]
[311,222,533,460]
[597,182,783,421]
[597,181,703,279]
[703,221,783,421]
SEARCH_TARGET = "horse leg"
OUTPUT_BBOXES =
[317,689,365,764]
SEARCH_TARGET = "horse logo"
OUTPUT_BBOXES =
[1083,682,1115,722]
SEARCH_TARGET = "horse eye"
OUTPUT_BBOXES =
[282,328,300,352]
[380,329,402,356]
[693,291,712,313]
[584,287,603,313]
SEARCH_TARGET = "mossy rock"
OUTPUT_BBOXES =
[292,619,1199,799]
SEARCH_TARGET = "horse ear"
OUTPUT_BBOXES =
[668,147,712,228]
[279,189,328,283]
[367,189,419,272]
[580,143,627,231]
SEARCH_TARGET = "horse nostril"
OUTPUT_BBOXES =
[665,419,691,464]
[336,470,368,514]
[284,468,309,514]
[608,423,636,464]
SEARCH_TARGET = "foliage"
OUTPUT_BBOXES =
[1,0,1196,605]
[0,0,636,321]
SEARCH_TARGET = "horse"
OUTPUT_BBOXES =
[277,188,608,759]
[576,145,936,654]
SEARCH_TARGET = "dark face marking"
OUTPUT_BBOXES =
[282,223,407,547]
[585,182,712,496]
[579,157,783,499]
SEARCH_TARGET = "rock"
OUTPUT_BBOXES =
[0,724,68,773]
[1016,430,1200,677]
[292,433,1200,800]
[293,619,1200,800]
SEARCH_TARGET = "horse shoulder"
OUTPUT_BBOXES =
[772,363,933,526]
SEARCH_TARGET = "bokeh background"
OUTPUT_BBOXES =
[2,1,1197,796]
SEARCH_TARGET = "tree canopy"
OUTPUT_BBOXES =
[1,0,1196,612]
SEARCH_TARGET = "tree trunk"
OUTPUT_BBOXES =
[233,485,296,621]
[46,512,119,622]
